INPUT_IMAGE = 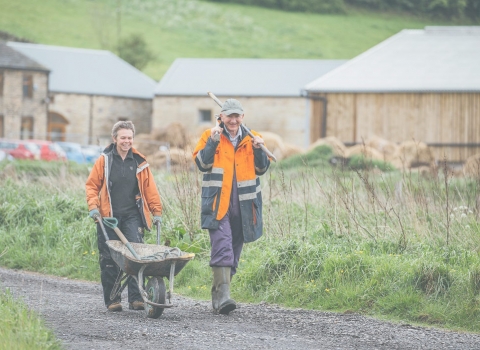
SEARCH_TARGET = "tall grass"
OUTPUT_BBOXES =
[0,288,61,350]
[2,157,480,331]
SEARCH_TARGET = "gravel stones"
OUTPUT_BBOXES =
[1,267,480,350]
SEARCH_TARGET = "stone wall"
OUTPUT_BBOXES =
[0,69,48,139]
[153,96,308,148]
[48,94,152,145]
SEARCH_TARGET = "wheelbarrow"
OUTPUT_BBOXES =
[96,215,195,318]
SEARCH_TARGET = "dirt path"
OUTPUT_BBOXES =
[1,267,480,350]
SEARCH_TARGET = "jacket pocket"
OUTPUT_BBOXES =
[136,196,148,229]
[252,199,258,225]
[201,187,220,218]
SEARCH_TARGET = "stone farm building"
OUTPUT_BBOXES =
[0,43,49,139]
[305,26,480,162]
[5,42,156,144]
[153,58,346,148]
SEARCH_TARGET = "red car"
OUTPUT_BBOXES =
[28,140,67,161]
[0,139,40,160]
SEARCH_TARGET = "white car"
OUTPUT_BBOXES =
[0,149,14,162]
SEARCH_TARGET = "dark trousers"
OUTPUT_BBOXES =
[208,174,244,277]
[96,212,144,306]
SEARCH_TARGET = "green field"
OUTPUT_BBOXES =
[0,0,474,80]
[2,155,480,333]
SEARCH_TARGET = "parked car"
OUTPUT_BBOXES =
[0,139,40,160]
[81,144,103,163]
[57,142,87,164]
[28,140,67,161]
[0,149,14,162]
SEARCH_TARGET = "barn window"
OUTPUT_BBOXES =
[23,74,33,98]
[20,116,34,139]
[199,109,212,123]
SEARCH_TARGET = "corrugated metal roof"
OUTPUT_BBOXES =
[0,43,49,72]
[7,42,156,99]
[305,26,480,93]
[155,58,347,97]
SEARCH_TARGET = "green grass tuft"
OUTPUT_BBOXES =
[0,289,61,350]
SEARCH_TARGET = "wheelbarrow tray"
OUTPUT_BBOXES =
[107,241,195,278]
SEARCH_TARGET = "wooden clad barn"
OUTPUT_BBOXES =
[154,59,346,148]
[305,26,480,163]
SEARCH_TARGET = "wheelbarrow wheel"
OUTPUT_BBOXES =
[145,277,166,319]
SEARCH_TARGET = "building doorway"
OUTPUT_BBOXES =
[48,112,69,142]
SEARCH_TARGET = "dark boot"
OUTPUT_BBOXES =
[212,267,236,315]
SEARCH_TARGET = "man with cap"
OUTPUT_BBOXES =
[193,98,270,314]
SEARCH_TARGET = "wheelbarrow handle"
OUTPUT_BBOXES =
[156,221,161,246]
[101,216,142,260]
[95,214,110,242]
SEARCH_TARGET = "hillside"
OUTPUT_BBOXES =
[0,0,474,80]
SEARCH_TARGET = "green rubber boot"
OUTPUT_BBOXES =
[212,267,236,315]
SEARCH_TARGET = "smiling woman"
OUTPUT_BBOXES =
[85,120,163,312]
[113,125,134,159]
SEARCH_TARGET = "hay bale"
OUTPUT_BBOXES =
[308,136,347,157]
[281,143,304,159]
[134,133,162,157]
[195,125,211,138]
[151,122,191,149]
[148,147,194,171]
[258,131,286,160]
[345,144,384,161]
[393,140,436,169]
[364,135,398,162]
[464,154,480,178]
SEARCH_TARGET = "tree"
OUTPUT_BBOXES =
[118,33,155,71]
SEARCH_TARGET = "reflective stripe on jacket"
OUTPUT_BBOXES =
[85,144,162,230]
[192,125,270,243]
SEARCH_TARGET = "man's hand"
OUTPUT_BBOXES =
[210,125,223,141]
[153,216,162,226]
[252,136,265,149]
[89,209,100,221]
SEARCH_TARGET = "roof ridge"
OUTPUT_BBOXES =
[7,41,110,55]
[305,30,407,91]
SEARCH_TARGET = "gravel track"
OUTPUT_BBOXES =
[1,267,480,350]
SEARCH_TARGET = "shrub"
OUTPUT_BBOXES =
[207,0,347,13]
[278,145,333,169]
[469,267,480,295]
[414,262,452,297]
[346,0,472,18]
[348,154,395,172]
[118,33,155,70]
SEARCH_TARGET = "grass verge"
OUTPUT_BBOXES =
[2,160,480,333]
[0,288,61,350]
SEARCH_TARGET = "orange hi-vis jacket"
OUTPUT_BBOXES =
[85,144,162,231]
[193,125,270,243]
